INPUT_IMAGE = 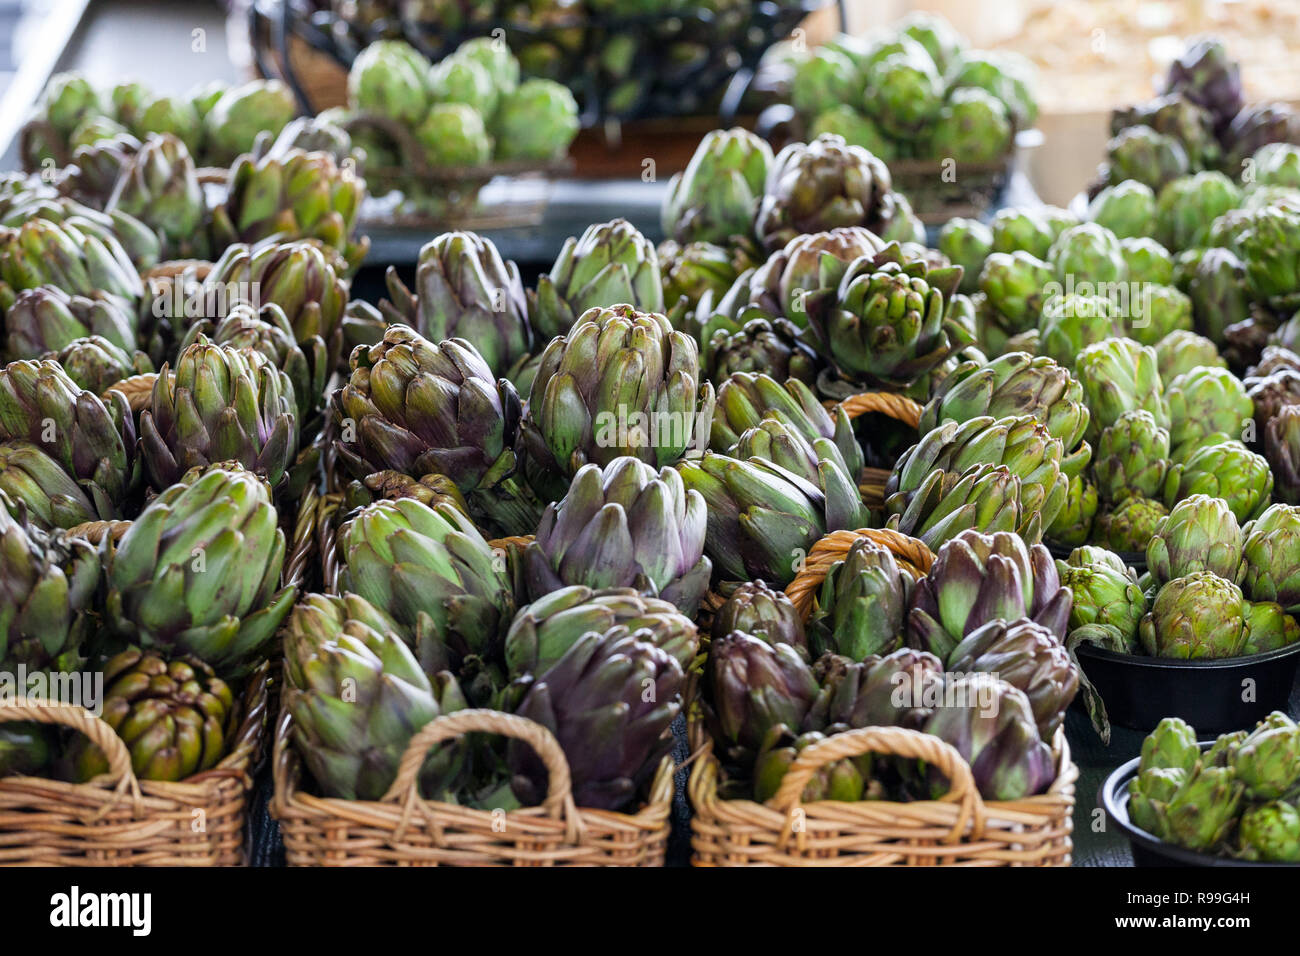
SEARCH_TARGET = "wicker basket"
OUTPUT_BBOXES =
[832,391,923,511]
[272,706,674,866]
[0,663,270,866]
[688,526,1078,866]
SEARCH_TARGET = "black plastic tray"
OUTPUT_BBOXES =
[1100,746,1297,867]
[1077,642,1300,735]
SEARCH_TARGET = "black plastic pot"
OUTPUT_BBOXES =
[1076,642,1300,734]
[1101,747,1296,867]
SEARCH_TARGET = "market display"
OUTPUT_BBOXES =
[3,7,1300,871]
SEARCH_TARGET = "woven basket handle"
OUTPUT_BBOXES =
[383,709,576,821]
[772,726,985,846]
[835,392,923,428]
[0,702,142,807]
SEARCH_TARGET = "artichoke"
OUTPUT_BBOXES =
[661,127,772,246]
[707,629,818,767]
[1146,494,1243,587]
[1241,600,1300,655]
[1240,504,1300,612]
[0,441,99,530]
[428,54,495,117]
[1162,37,1243,130]
[1036,293,1125,370]
[202,79,296,164]
[283,591,467,801]
[676,452,846,586]
[0,359,135,514]
[1154,172,1242,251]
[1166,764,1246,851]
[1046,472,1098,548]
[921,673,1056,801]
[808,107,893,158]
[1238,801,1300,862]
[347,40,430,125]
[338,496,514,676]
[1048,223,1127,285]
[1266,404,1300,505]
[510,626,683,811]
[414,103,491,168]
[753,134,897,253]
[1126,766,1185,840]
[211,148,367,273]
[1057,560,1146,652]
[1154,329,1224,381]
[1166,366,1253,452]
[1092,409,1170,504]
[0,505,100,672]
[332,325,538,535]
[0,217,142,308]
[660,241,745,321]
[1074,337,1169,443]
[804,241,970,393]
[104,465,294,676]
[946,618,1079,739]
[523,305,713,501]
[937,218,992,294]
[1139,572,1249,659]
[753,727,867,803]
[807,538,910,662]
[504,585,698,680]
[1106,126,1189,192]
[105,133,207,260]
[1186,248,1251,345]
[703,315,817,387]
[1140,716,1201,774]
[712,580,806,655]
[1087,181,1155,239]
[1127,284,1192,347]
[1237,205,1300,301]
[524,457,710,615]
[919,351,1089,458]
[864,51,942,138]
[1121,237,1175,285]
[888,462,1036,550]
[790,49,859,118]
[1096,495,1169,553]
[529,218,663,341]
[1163,439,1272,523]
[379,231,530,379]
[929,88,1012,164]
[69,648,235,783]
[36,72,101,140]
[1251,142,1300,189]
[906,529,1071,660]
[4,285,137,361]
[490,78,579,162]
[45,335,151,395]
[140,341,297,492]
[978,251,1054,334]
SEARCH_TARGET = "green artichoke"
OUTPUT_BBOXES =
[524,457,710,615]
[45,335,150,395]
[379,231,530,379]
[202,79,297,165]
[978,251,1054,334]
[1186,248,1251,345]
[0,441,99,530]
[1093,409,1170,504]
[753,727,868,803]
[753,134,897,253]
[1096,495,1169,553]
[0,503,100,671]
[989,208,1055,259]
[712,580,807,655]
[1087,181,1156,239]
[1048,223,1127,285]
[660,240,745,321]
[1127,284,1192,346]
[808,106,893,159]
[283,591,467,801]
[413,102,491,167]
[1238,801,1300,862]
[919,351,1089,459]
[1241,600,1300,655]
[920,673,1056,800]
[1163,439,1272,523]
[490,78,579,161]
[1140,716,1201,774]
[790,48,860,118]
[37,72,101,140]
[1165,763,1246,851]
[1126,766,1185,839]
[1074,337,1169,443]
[888,462,1036,549]
[1154,172,1242,251]
[428,54,496,117]
[807,538,910,662]
[703,315,817,387]
[504,584,698,683]
[338,496,515,675]
[0,217,142,308]
[929,88,1012,163]
[105,465,294,676]
[1251,142,1300,188]
[1146,494,1243,587]
[1236,205,1300,300]
[140,341,297,492]
[1106,126,1190,192]
[523,305,712,501]
[864,51,942,138]
[906,529,1071,660]
[1057,560,1146,652]
[1120,237,1175,285]
[105,133,207,260]
[804,241,970,393]
[1139,572,1249,659]
[1166,366,1253,451]
[211,148,367,273]
[938,218,992,294]
[0,359,135,514]
[1241,504,1300,612]
[529,218,663,341]
[676,452,847,586]
[347,40,430,125]
[331,325,537,535]
[1036,293,1125,370]
[661,127,771,246]
[69,647,235,783]
[510,626,683,811]
[1046,472,1098,548]
[4,285,137,361]
[456,36,520,92]
[1154,329,1224,382]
